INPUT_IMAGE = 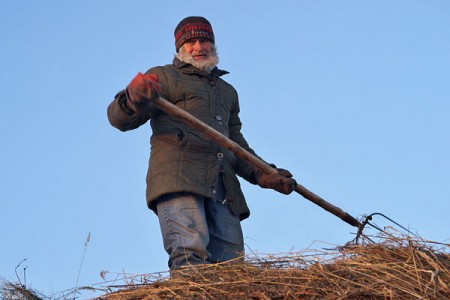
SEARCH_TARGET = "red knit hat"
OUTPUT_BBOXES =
[174,16,215,52]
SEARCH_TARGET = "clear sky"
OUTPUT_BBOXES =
[1,0,449,298]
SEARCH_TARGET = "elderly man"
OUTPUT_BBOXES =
[107,16,296,270]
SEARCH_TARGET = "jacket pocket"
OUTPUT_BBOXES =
[183,131,212,153]
[150,128,188,148]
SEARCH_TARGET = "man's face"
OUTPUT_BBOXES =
[182,38,212,61]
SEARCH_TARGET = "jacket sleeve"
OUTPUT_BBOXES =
[107,66,172,131]
[228,94,265,185]
[107,89,154,131]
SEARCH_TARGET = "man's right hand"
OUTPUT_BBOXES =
[126,72,162,111]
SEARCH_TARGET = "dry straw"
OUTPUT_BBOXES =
[96,232,449,300]
[1,232,448,299]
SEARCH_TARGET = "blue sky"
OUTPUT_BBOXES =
[1,1,449,298]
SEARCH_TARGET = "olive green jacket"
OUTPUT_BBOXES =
[107,58,262,220]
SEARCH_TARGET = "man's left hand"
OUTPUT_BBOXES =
[257,168,297,195]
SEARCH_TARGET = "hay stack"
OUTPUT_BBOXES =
[0,282,46,300]
[97,234,450,300]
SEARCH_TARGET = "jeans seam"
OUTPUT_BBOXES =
[162,201,178,252]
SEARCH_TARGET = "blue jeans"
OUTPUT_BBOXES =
[156,176,244,270]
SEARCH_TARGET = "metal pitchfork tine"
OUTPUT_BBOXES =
[355,212,422,244]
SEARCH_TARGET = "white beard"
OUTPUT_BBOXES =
[176,45,219,73]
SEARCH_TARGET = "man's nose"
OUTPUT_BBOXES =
[193,40,202,50]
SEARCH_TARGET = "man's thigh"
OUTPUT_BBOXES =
[205,177,244,262]
[156,193,210,268]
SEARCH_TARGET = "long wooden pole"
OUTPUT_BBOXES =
[149,96,361,228]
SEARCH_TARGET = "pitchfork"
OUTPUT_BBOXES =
[148,96,408,243]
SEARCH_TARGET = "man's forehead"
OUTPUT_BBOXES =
[185,37,210,43]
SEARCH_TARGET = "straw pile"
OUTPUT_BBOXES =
[0,281,46,300]
[97,234,450,300]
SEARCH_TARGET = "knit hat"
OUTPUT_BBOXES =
[174,16,215,52]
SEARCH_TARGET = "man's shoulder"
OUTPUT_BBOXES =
[146,63,176,73]
[144,64,181,81]
[215,70,235,89]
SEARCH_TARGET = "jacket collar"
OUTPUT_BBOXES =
[172,58,229,78]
